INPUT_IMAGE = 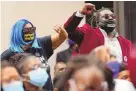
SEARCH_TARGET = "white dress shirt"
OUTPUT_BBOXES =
[100,28,123,63]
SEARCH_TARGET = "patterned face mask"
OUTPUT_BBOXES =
[22,27,36,42]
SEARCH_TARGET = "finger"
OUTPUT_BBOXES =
[86,5,96,14]
[57,25,62,32]
[54,25,60,32]
[60,25,65,30]
[58,25,62,30]
[57,25,64,31]
[54,25,59,30]
[54,26,60,33]
[92,5,96,11]
[85,3,94,7]
[86,3,95,9]
[54,28,60,33]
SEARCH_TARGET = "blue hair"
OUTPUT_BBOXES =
[10,19,40,53]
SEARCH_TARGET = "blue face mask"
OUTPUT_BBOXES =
[2,81,24,91]
[28,67,49,87]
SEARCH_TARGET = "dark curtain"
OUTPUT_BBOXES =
[124,1,136,43]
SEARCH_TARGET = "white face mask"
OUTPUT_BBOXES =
[68,79,108,91]
[2,81,24,91]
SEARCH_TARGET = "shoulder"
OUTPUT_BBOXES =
[1,49,15,60]
[82,24,93,30]
[118,35,132,45]
[37,35,52,48]
[37,36,53,58]
[79,24,94,33]
[37,35,51,43]
[118,36,132,50]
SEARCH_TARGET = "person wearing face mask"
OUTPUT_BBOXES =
[9,53,49,91]
[64,3,132,64]
[1,19,68,91]
[1,61,25,91]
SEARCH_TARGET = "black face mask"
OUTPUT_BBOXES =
[98,20,116,34]
[22,33,35,42]
[22,27,36,42]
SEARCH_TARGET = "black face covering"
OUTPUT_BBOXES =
[22,33,35,42]
[98,20,116,34]
[22,27,36,42]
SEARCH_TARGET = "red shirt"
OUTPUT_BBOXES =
[64,13,132,63]
[128,46,136,87]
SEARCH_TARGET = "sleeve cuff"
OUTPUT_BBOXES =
[75,11,85,17]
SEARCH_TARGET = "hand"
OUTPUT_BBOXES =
[93,45,111,63]
[51,25,68,49]
[80,3,96,15]
[54,25,67,36]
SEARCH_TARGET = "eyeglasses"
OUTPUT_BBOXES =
[101,14,116,19]
[29,64,48,71]
[23,27,36,34]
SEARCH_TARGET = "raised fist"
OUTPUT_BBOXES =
[80,3,96,15]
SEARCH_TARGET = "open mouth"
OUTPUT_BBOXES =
[107,24,116,27]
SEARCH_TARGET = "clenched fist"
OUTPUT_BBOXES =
[80,3,96,15]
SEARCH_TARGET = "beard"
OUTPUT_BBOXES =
[98,20,116,34]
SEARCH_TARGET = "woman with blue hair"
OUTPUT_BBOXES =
[1,19,68,91]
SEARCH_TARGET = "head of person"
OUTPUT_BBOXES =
[55,55,110,91]
[88,53,115,91]
[54,62,67,77]
[9,53,48,91]
[53,62,67,85]
[117,63,131,81]
[1,60,24,91]
[95,8,116,34]
[68,39,78,51]
[10,19,40,53]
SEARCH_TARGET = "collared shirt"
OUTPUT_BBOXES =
[99,28,123,63]
[75,11,123,63]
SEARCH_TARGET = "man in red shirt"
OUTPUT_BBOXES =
[64,3,131,63]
